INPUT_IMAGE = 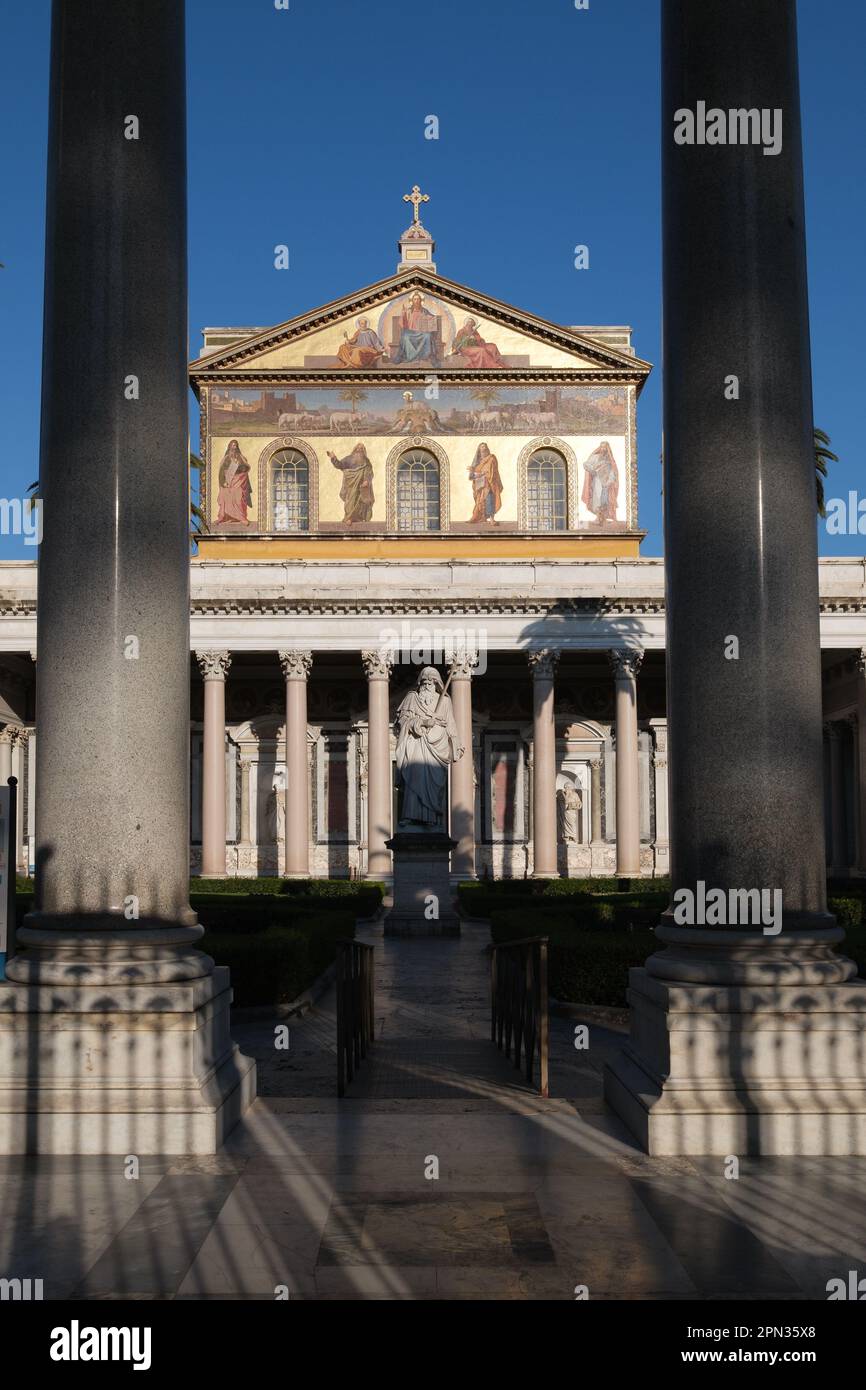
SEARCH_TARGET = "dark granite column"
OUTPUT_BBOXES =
[657,0,842,974]
[603,0,861,1156]
[11,0,200,973]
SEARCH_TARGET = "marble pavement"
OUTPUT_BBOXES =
[1,921,864,1300]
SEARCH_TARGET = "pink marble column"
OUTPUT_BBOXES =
[528,649,559,878]
[13,728,31,874]
[449,651,478,878]
[362,649,393,879]
[0,726,14,790]
[280,650,312,878]
[610,648,643,878]
[196,650,231,877]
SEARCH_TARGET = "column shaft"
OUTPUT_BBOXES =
[280,651,312,877]
[528,651,559,878]
[197,652,230,877]
[239,758,252,846]
[449,654,477,878]
[611,651,642,878]
[14,733,30,874]
[662,0,828,919]
[362,651,393,880]
[589,757,602,842]
[0,730,13,791]
[29,0,193,928]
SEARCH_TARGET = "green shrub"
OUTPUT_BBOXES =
[489,908,657,1007]
[201,909,355,1007]
[459,889,548,917]
[190,876,383,907]
[465,879,541,896]
[203,927,311,1008]
[828,896,864,929]
[190,887,381,924]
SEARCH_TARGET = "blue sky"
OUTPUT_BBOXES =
[1,0,863,557]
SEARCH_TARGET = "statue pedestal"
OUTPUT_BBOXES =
[384,831,460,936]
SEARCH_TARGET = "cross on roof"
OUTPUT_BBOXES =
[403,184,429,225]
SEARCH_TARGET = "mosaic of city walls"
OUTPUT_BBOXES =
[205,384,632,533]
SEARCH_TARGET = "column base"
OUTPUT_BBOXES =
[604,958,866,1155]
[0,964,256,1154]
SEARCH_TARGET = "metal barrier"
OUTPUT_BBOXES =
[336,939,375,1097]
[490,935,549,1096]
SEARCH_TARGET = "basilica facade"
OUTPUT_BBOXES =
[1,200,865,882]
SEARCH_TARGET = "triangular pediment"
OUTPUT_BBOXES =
[190,271,651,383]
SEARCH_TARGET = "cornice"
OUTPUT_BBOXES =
[192,367,648,387]
[6,594,866,619]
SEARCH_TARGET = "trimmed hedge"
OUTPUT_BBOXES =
[459,881,669,922]
[489,908,657,1007]
[190,876,384,903]
[190,888,381,927]
[201,910,355,1008]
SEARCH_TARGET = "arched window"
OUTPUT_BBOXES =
[526,447,567,531]
[270,448,309,531]
[395,447,441,531]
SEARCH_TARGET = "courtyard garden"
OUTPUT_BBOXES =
[13,875,866,1010]
[459,877,866,1008]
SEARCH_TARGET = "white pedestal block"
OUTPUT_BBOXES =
[0,967,256,1154]
[604,966,866,1155]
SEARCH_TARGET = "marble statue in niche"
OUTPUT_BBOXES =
[267,771,286,843]
[394,667,463,830]
[557,781,583,843]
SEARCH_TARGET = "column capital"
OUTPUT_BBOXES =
[195,649,232,682]
[13,726,31,748]
[279,649,313,682]
[588,755,602,771]
[361,649,394,680]
[0,725,18,746]
[449,650,479,680]
[609,647,644,682]
[238,754,253,771]
[526,648,559,680]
